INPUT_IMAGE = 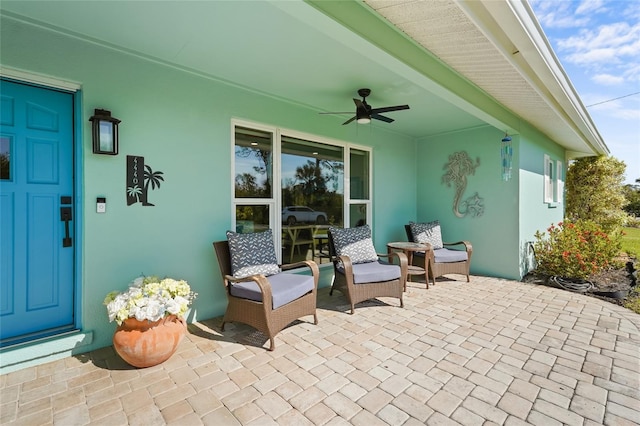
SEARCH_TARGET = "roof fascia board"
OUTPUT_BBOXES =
[302,0,521,136]
[567,150,598,159]
[456,0,608,155]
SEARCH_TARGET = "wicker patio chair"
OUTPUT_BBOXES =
[327,225,407,314]
[405,222,472,287]
[213,230,319,351]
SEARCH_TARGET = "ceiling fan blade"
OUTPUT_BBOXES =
[370,104,410,114]
[354,98,366,109]
[326,93,407,125]
[371,113,394,123]
[319,111,353,115]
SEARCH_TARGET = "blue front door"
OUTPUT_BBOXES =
[0,79,75,344]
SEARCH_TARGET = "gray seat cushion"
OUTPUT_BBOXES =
[229,272,314,309]
[434,248,468,263]
[413,248,468,263]
[337,261,401,284]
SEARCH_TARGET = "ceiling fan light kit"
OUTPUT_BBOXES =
[356,108,371,124]
[321,88,410,126]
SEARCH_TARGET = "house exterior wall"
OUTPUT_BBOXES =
[416,125,565,280]
[0,18,418,370]
[518,124,566,277]
[0,12,569,372]
[416,126,519,279]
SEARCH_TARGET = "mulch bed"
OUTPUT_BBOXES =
[522,256,638,306]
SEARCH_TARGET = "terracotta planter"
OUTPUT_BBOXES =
[113,315,187,368]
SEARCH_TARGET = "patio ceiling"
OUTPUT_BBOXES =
[0,0,607,155]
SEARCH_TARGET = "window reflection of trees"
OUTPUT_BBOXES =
[234,126,272,198]
[234,127,348,228]
[235,205,269,231]
[235,146,272,198]
[283,157,344,227]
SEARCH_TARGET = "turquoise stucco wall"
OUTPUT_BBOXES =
[416,124,566,280]
[518,123,566,275]
[0,17,417,364]
[416,126,521,279]
[0,12,569,372]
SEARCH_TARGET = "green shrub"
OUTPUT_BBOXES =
[565,156,627,233]
[533,220,623,279]
[622,183,640,218]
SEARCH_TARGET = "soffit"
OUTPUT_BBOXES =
[364,0,607,154]
[0,0,484,139]
[0,0,606,154]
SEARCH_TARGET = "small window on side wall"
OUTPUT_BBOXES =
[544,155,563,204]
[544,155,554,203]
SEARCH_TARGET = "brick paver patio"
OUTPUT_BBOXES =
[1,275,639,425]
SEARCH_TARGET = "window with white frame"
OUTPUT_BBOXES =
[544,155,554,203]
[232,121,372,263]
[543,154,563,204]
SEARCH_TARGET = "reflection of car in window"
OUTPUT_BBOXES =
[282,206,327,225]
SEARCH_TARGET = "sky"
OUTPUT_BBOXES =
[530,0,640,185]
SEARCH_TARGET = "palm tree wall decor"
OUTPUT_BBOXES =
[126,155,164,206]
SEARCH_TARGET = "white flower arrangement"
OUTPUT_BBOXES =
[104,276,197,325]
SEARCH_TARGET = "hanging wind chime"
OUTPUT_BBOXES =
[501,133,512,181]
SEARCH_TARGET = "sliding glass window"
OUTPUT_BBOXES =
[281,136,344,227]
[233,126,274,233]
[349,148,370,227]
[232,121,371,264]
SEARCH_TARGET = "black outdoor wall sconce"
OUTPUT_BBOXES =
[89,109,121,155]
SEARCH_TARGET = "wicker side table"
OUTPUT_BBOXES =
[387,241,429,290]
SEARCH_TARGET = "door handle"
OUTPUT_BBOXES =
[60,206,72,247]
